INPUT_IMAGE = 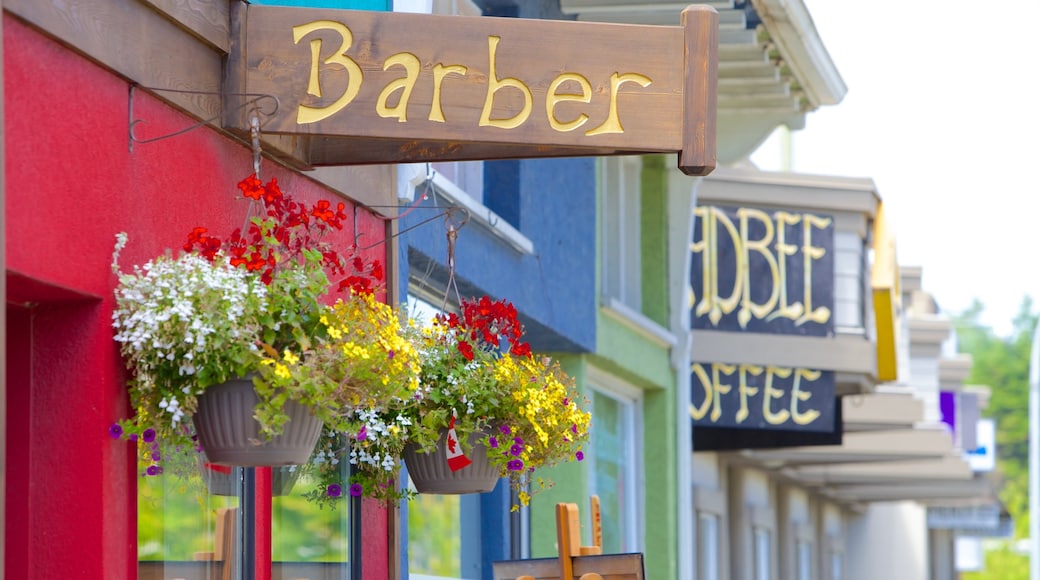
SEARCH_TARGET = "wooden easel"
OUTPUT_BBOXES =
[495,495,642,580]
[545,498,603,580]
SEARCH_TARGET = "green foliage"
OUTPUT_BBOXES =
[960,542,1028,580]
[953,297,1037,541]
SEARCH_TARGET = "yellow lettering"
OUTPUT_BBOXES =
[797,214,832,325]
[735,364,762,424]
[430,64,467,123]
[762,366,791,425]
[690,363,713,421]
[690,206,711,320]
[376,52,421,122]
[696,207,743,325]
[293,21,364,125]
[547,73,592,132]
[768,211,803,322]
[710,363,735,422]
[790,369,822,425]
[479,36,532,129]
[737,208,779,328]
[586,72,652,136]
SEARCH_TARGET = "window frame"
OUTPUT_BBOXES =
[585,365,645,554]
[599,155,644,311]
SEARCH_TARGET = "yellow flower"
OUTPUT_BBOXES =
[274,363,291,379]
[282,349,300,365]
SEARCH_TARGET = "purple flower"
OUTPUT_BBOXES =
[488,436,499,448]
[513,437,524,446]
[145,465,160,476]
[562,397,569,406]
[108,424,123,439]
[128,434,138,442]
[142,428,156,443]
[575,451,584,461]
[571,424,578,435]
[349,483,364,497]
[327,484,342,497]
[388,350,396,359]
[356,425,367,442]
[499,425,512,435]
[510,444,523,457]
[507,459,524,471]
[151,451,162,461]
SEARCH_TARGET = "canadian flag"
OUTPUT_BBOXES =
[445,413,472,472]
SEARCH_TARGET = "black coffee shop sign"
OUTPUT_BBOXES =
[690,204,834,336]
[691,363,835,432]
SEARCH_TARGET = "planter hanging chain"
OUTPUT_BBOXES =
[440,206,470,313]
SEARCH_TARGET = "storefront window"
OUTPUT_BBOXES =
[795,540,812,580]
[137,462,353,579]
[829,550,844,580]
[272,466,352,578]
[137,472,240,579]
[696,513,719,580]
[753,527,771,580]
[589,383,641,553]
[600,156,643,312]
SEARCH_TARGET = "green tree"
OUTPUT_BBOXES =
[953,296,1036,579]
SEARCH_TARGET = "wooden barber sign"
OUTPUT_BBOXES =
[227,4,717,174]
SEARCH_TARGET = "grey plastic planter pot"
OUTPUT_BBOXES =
[193,376,323,467]
[403,428,500,494]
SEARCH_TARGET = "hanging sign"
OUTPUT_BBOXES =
[226,4,717,174]
[690,363,836,432]
[690,205,835,336]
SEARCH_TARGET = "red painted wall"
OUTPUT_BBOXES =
[4,14,391,579]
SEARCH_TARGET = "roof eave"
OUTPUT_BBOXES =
[751,0,847,108]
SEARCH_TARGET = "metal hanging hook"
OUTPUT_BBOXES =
[249,112,262,180]
[127,84,279,152]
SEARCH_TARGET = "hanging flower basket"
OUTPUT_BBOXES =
[193,376,323,467]
[402,427,500,494]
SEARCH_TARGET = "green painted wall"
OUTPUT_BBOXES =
[638,154,679,580]
[641,155,670,327]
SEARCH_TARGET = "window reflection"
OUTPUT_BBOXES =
[138,458,353,580]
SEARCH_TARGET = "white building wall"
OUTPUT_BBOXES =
[909,355,942,424]
[847,502,929,580]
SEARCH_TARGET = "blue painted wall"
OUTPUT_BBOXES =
[398,156,597,353]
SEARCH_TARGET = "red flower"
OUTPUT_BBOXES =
[238,174,264,200]
[511,342,531,357]
[312,200,335,223]
[457,341,475,361]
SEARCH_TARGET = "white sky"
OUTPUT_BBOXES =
[750,1,1040,337]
